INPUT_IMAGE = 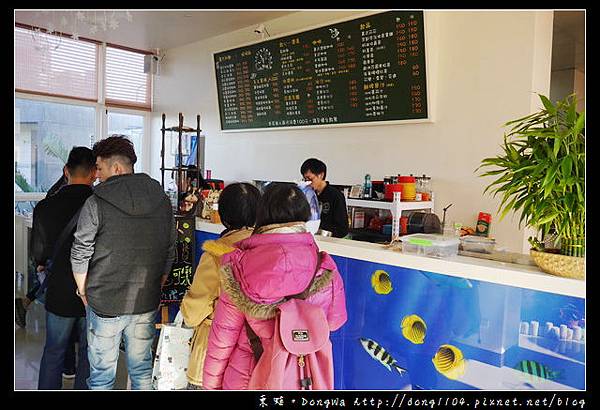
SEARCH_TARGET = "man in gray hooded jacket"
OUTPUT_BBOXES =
[71,135,176,390]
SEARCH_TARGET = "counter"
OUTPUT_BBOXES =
[195,219,585,390]
[196,219,584,298]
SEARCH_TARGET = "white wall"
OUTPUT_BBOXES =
[151,10,554,253]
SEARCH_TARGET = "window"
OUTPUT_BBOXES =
[107,111,145,172]
[105,46,151,110]
[15,27,98,101]
[14,25,153,193]
[15,98,95,192]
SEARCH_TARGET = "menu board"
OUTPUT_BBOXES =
[161,216,196,303]
[214,10,428,131]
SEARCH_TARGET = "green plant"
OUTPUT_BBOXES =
[477,94,585,257]
[43,134,69,164]
[15,171,35,192]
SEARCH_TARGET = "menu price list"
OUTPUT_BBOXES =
[214,10,427,130]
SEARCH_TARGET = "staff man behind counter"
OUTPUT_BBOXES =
[300,158,349,238]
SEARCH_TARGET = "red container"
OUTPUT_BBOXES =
[400,216,409,234]
[476,212,492,237]
[384,183,404,200]
[398,176,416,183]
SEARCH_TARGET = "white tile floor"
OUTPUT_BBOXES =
[14,300,130,390]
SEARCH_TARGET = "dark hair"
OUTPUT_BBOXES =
[300,158,327,179]
[65,146,96,177]
[218,183,261,230]
[255,183,311,229]
[93,135,137,167]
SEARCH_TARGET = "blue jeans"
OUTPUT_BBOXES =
[38,312,89,390]
[86,307,157,390]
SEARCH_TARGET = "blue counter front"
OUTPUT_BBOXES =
[194,222,585,390]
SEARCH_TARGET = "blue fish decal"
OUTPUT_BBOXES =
[514,360,563,381]
[360,338,407,376]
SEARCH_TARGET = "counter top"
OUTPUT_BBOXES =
[196,219,585,298]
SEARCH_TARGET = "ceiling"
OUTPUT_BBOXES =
[14,10,296,51]
[552,11,585,72]
[15,10,585,70]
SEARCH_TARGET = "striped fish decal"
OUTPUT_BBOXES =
[514,360,562,380]
[359,337,407,376]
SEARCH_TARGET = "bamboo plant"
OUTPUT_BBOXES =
[477,94,585,257]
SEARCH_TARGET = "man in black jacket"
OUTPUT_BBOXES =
[34,147,96,390]
[71,135,176,390]
[301,158,349,238]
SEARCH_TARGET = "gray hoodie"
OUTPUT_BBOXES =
[71,173,176,316]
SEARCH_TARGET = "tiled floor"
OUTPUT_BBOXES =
[14,300,129,390]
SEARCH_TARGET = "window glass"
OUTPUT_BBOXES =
[15,98,95,192]
[107,111,144,172]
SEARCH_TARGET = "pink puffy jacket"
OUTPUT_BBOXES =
[202,228,348,390]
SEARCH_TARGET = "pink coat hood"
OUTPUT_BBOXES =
[221,232,338,304]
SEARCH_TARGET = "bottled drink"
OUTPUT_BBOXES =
[166,180,178,213]
[363,174,372,199]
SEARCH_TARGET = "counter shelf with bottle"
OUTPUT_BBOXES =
[347,192,435,243]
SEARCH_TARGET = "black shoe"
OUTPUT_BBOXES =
[15,298,26,328]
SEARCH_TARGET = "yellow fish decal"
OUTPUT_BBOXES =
[401,314,427,344]
[432,344,466,380]
[371,270,392,294]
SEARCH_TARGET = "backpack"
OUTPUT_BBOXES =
[245,253,334,390]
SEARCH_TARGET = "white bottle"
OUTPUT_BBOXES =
[560,324,568,340]
[530,321,539,337]
[166,180,178,213]
[572,326,582,341]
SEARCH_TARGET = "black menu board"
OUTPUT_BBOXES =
[161,216,196,303]
[214,10,428,131]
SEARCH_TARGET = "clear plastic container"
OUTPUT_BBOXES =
[401,234,460,258]
[460,235,496,254]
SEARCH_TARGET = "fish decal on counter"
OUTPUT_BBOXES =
[359,337,407,376]
[514,360,563,381]
[420,271,473,289]
[432,344,466,380]
[401,314,427,344]
[371,270,393,294]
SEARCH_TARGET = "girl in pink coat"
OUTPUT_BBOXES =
[202,183,348,390]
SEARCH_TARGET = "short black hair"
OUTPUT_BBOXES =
[93,135,137,168]
[65,146,96,177]
[300,158,327,179]
[255,183,311,229]
[218,182,261,230]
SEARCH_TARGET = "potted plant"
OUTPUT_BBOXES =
[477,93,585,279]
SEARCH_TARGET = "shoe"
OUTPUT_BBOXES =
[62,370,76,379]
[15,298,27,328]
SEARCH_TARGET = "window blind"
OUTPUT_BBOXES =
[15,27,98,101]
[105,46,151,110]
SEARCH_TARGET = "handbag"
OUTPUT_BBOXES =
[152,311,195,390]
